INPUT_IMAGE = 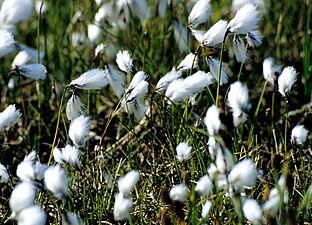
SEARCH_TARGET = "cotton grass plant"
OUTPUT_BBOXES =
[0,0,311,224]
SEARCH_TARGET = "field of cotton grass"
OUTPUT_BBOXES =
[0,0,311,224]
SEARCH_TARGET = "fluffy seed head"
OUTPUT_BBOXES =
[106,64,126,98]
[156,68,182,93]
[228,158,258,188]
[169,184,187,203]
[116,50,134,73]
[204,105,221,136]
[69,115,90,148]
[228,4,260,34]
[242,198,262,225]
[246,30,262,47]
[44,165,68,199]
[17,205,47,225]
[176,142,192,162]
[66,94,86,122]
[195,175,214,196]
[0,29,15,58]
[291,125,308,145]
[0,0,34,25]
[9,182,36,217]
[16,64,47,80]
[207,57,228,85]
[177,53,198,71]
[53,145,81,170]
[118,170,140,194]
[263,57,281,85]
[69,69,108,90]
[227,81,251,127]
[278,66,298,97]
[0,163,9,183]
[114,192,133,221]
[0,104,21,132]
[188,0,212,28]
[201,200,212,218]
[233,35,247,63]
[202,20,228,47]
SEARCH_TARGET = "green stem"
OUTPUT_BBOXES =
[216,32,228,107]
[284,98,289,153]
[48,87,67,165]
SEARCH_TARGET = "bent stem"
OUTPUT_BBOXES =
[216,32,228,107]
[284,97,289,153]
[48,86,68,165]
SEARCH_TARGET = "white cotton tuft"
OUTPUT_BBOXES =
[246,30,262,47]
[69,115,90,148]
[0,163,9,183]
[0,104,21,132]
[0,29,15,57]
[169,184,187,203]
[114,192,133,221]
[202,20,228,47]
[0,0,34,26]
[228,159,258,188]
[156,68,182,93]
[188,0,212,28]
[106,64,126,98]
[69,69,108,90]
[17,205,47,225]
[207,57,228,85]
[177,53,198,71]
[9,182,36,217]
[228,3,260,35]
[44,165,68,199]
[278,66,297,97]
[201,200,212,218]
[263,57,281,85]
[195,175,214,196]
[87,23,101,44]
[118,170,140,194]
[291,125,308,145]
[66,94,86,122]
[53,145,81,170]
[17,64,47,80]
[116,50,134,73]
[176,142,192,162]
[233,35,247,63]
[216,148,234,174]
[242,198,262,225]
[204,105,221,136]
[227,81,251,127]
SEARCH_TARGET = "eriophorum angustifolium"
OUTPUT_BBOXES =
[0,0,311,224]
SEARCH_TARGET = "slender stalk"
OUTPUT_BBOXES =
[48,87,67,165]
[284,98,289,153]
[237,44,248,81]
[37,2,44,153]
[216,32,228,107]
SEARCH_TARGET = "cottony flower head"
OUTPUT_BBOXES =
[169,184,187,203]
[0,104,21,132]
[0,163,9,183]
[69,115,91,148]
[176,142,192,162]
[114,192,133,221]
[44,165,68,199]
[278,66,298,97]
[188,0,212,29]
[291,125,308,145]
[263,57,281,85]
[69,69,108,90]
[0,29,15,58]
[118,170,140,195]
[66,93,86,122]
[116,50,134,73]
[16,64,47,80]
[228,3,260,35]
